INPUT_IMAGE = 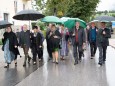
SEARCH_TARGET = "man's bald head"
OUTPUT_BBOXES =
[23,24,28,31]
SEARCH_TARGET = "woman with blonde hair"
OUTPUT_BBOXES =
[48,24,61,64]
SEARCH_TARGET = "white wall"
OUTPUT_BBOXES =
[0,0,34,27]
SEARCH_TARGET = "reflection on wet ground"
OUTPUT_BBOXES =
[0,44,115,86]
[16,46,115,86]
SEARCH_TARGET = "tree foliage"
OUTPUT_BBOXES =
[36,0,100,21]
[66,0,100,21]
[36,0,74,17]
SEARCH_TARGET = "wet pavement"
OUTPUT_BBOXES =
[109,39,115,48]
[0,41,115,86]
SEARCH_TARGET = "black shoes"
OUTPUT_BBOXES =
[60,58,65,60]
[56,62,59,64]
[4,64,9,68]
[28,57,31,63]
[74,61,78,65]
[98,62,102,66]
[23,63,26,67]
[15,62,17,66]
[90,57,93,59]
[91,54,95,59]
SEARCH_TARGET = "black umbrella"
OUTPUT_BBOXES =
[94,15,115,22]
[0,20,12,29]
[13,10,45,20]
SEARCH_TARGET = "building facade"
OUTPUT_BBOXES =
[0,0,36,29]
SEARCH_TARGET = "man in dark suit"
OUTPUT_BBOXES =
[96,22,111,66]
[19,24,31,66]
[71,22,86,65]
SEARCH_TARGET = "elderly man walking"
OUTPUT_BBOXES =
[96,22,111,66]
[19,24,31,67]
[71,22,86,65]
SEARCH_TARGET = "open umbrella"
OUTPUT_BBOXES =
[64,18,87,30]
[13,10,44,20]
[60,17,70,22]
[13,10,44,29]
[41,16,62,23]
[94,15,115,22]
[0,20,12,29]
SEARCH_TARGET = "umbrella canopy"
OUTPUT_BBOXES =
[94,15,115,22]
[41,16,62,23]
[60,17,70,22]
[0,20,12,29]
[64,18,87,30]
[13,10,44,20]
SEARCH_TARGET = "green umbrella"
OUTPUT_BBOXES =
[64,18,87,30]
[41,16,62,23]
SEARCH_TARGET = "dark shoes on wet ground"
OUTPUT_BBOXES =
[4,63,10,68]
[74,61,78,65]
[60,58,65,60]
[23,63,26,67]
[15,62,17,66]
[98,62,103,66]
[91,54,95,59]
[28,57,31,63]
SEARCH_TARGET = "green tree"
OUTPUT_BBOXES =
[36,0,46,11]
[36,0,74,17]
[66,0,100,22]
[104,10,108,15]
[111,14,115,17]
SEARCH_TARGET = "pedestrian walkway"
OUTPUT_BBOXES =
[109,39,115,48]
[15,46,115,86]
[0,40,115,86]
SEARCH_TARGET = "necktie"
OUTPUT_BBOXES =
[76,29,78,42]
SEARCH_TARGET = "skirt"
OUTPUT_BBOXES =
[4,40,15,63]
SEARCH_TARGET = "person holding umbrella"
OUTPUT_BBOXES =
[71,22,86,65]
[19,24,31,67]
[96,22,111,66]
[48,24,61,64]
[2,26,18,68]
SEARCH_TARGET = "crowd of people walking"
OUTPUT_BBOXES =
[2,21,111,68]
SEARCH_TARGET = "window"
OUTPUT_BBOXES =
[4,13,9,21]
[14,1,17,13]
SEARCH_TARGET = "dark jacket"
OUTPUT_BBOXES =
[86,28,90,42]
[46,28,51,43]
[48,29,61,49]
[16,32,20,38]
[96,28,111,47]
[89,27,97,43]
[71,27,86,46]
[19,30,31,47]
[2,32,18,54]
[30,32,42,48]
